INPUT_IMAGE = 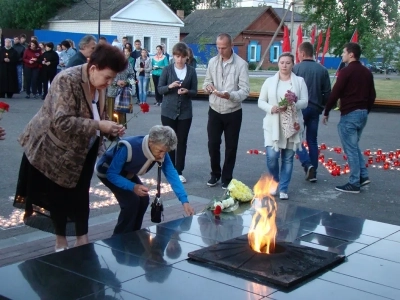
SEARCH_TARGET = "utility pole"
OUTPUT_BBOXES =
[98,0,101,40]
[255,1,293,70]
[290,1,295,52]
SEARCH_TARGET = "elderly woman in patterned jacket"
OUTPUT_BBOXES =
[14,43,127,252]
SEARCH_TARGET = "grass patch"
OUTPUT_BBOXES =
[197,76,400,100]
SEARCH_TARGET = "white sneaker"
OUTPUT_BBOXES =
[279,192,289,200]
[179,175,187,183]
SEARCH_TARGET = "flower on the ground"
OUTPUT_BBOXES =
[278,90,298,107]
[227,179,253,202]
[0,102,9,113]
[0,102,10,121]
[214,205,222,215]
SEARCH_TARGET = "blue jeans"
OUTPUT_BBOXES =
[266,146,295,193]
[16,64,23,91]
[296,106,320,171]
[337,109,369,187]
[138,76,149,103]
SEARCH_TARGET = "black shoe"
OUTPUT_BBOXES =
[33,94,40,99]
[305,165,316,182]
[360,177,371,187]
[25,94,31,99]
[222,182,229,189]
[335,183,360,194]
[207,175,220,187]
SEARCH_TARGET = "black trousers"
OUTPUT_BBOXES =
[207,107,242,184]
[161,115,192,175]
[24,67,39,95]
[100,175,149,235]
[37,68,43,95]
[42,68,57,98]
[0,93,13,98]
[152,75,162,103]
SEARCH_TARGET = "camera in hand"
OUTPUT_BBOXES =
[150,197,163,223]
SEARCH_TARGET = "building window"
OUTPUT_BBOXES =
[125,35,134,44]
[250,45,256,62]
[273,46,279,62]
[160,37,168,52]
[143,36,151,53]
[247,41,261,62]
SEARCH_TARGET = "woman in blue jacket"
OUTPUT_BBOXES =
[96,125,195,235]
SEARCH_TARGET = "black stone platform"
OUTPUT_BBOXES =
[1,202,400,300]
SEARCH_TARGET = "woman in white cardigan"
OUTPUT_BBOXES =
[258,53,308,200]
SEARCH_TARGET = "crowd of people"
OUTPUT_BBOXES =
[1,32,375,252]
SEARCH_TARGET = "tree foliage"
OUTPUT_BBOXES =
[302,0,400,62]
[0,0,78,30]
[162,0,202,16]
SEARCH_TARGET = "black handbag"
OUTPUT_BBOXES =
[150,162,164,223]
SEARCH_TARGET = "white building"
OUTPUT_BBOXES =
[48,0,184,54]
[197,0,305,13]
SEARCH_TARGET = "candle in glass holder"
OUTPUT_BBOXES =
[377,149,382,155]
[384,162,390,170]
[365,149,371,156]
[320,143,326,150]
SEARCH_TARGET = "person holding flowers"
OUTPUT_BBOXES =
[0,101,10,140]
[13,44,127,252]
[258,52,308,200]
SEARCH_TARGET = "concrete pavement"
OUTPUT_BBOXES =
[0,92,399,245]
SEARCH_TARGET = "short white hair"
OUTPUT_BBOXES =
[148,125,177,151]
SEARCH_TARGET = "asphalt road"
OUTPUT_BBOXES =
[0,93,399,240]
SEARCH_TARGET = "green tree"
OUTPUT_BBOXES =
[162,0,202,15]
[0,0,78,30]
[302,0,400,57]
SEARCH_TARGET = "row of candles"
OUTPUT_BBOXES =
[246,144,400,176]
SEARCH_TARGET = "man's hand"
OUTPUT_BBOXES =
[183,203,195,216]
[134,184,149,197]
[213,90,230,99]
[4,58,10,62]
[322,116,329,125]
[205,83,216,94]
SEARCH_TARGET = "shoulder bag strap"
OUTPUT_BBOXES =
[156,162,162,198]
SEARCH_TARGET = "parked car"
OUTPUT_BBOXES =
[385,64,397,74]
[367,63,384,74]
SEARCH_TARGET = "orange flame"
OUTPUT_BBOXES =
[248,175,278,254]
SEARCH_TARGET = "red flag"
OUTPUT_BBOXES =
[321,27,331,65]
[351,29,358,43]
[310,25,316,44]
[295,25,303,63]
[315,30,323,60]
[282,25,291,52]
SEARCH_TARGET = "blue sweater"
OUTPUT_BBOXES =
[96,136,188,203]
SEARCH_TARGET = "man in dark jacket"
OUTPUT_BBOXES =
[13,36,25,92]
[0,39,19,98]
[323,42,376,193]
[66,35,97,68]
[293,42,331,182]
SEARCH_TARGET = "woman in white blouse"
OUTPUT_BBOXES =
[258,52,308,200]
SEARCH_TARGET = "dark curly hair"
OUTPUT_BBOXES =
[88,43,127,73]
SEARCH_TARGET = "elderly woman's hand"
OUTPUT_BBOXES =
[133,184,149,197]
[99,120,124,137]
[0,127,5,140]
[183,203,195,216]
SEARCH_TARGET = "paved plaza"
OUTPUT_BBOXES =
[0,93,399,299]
